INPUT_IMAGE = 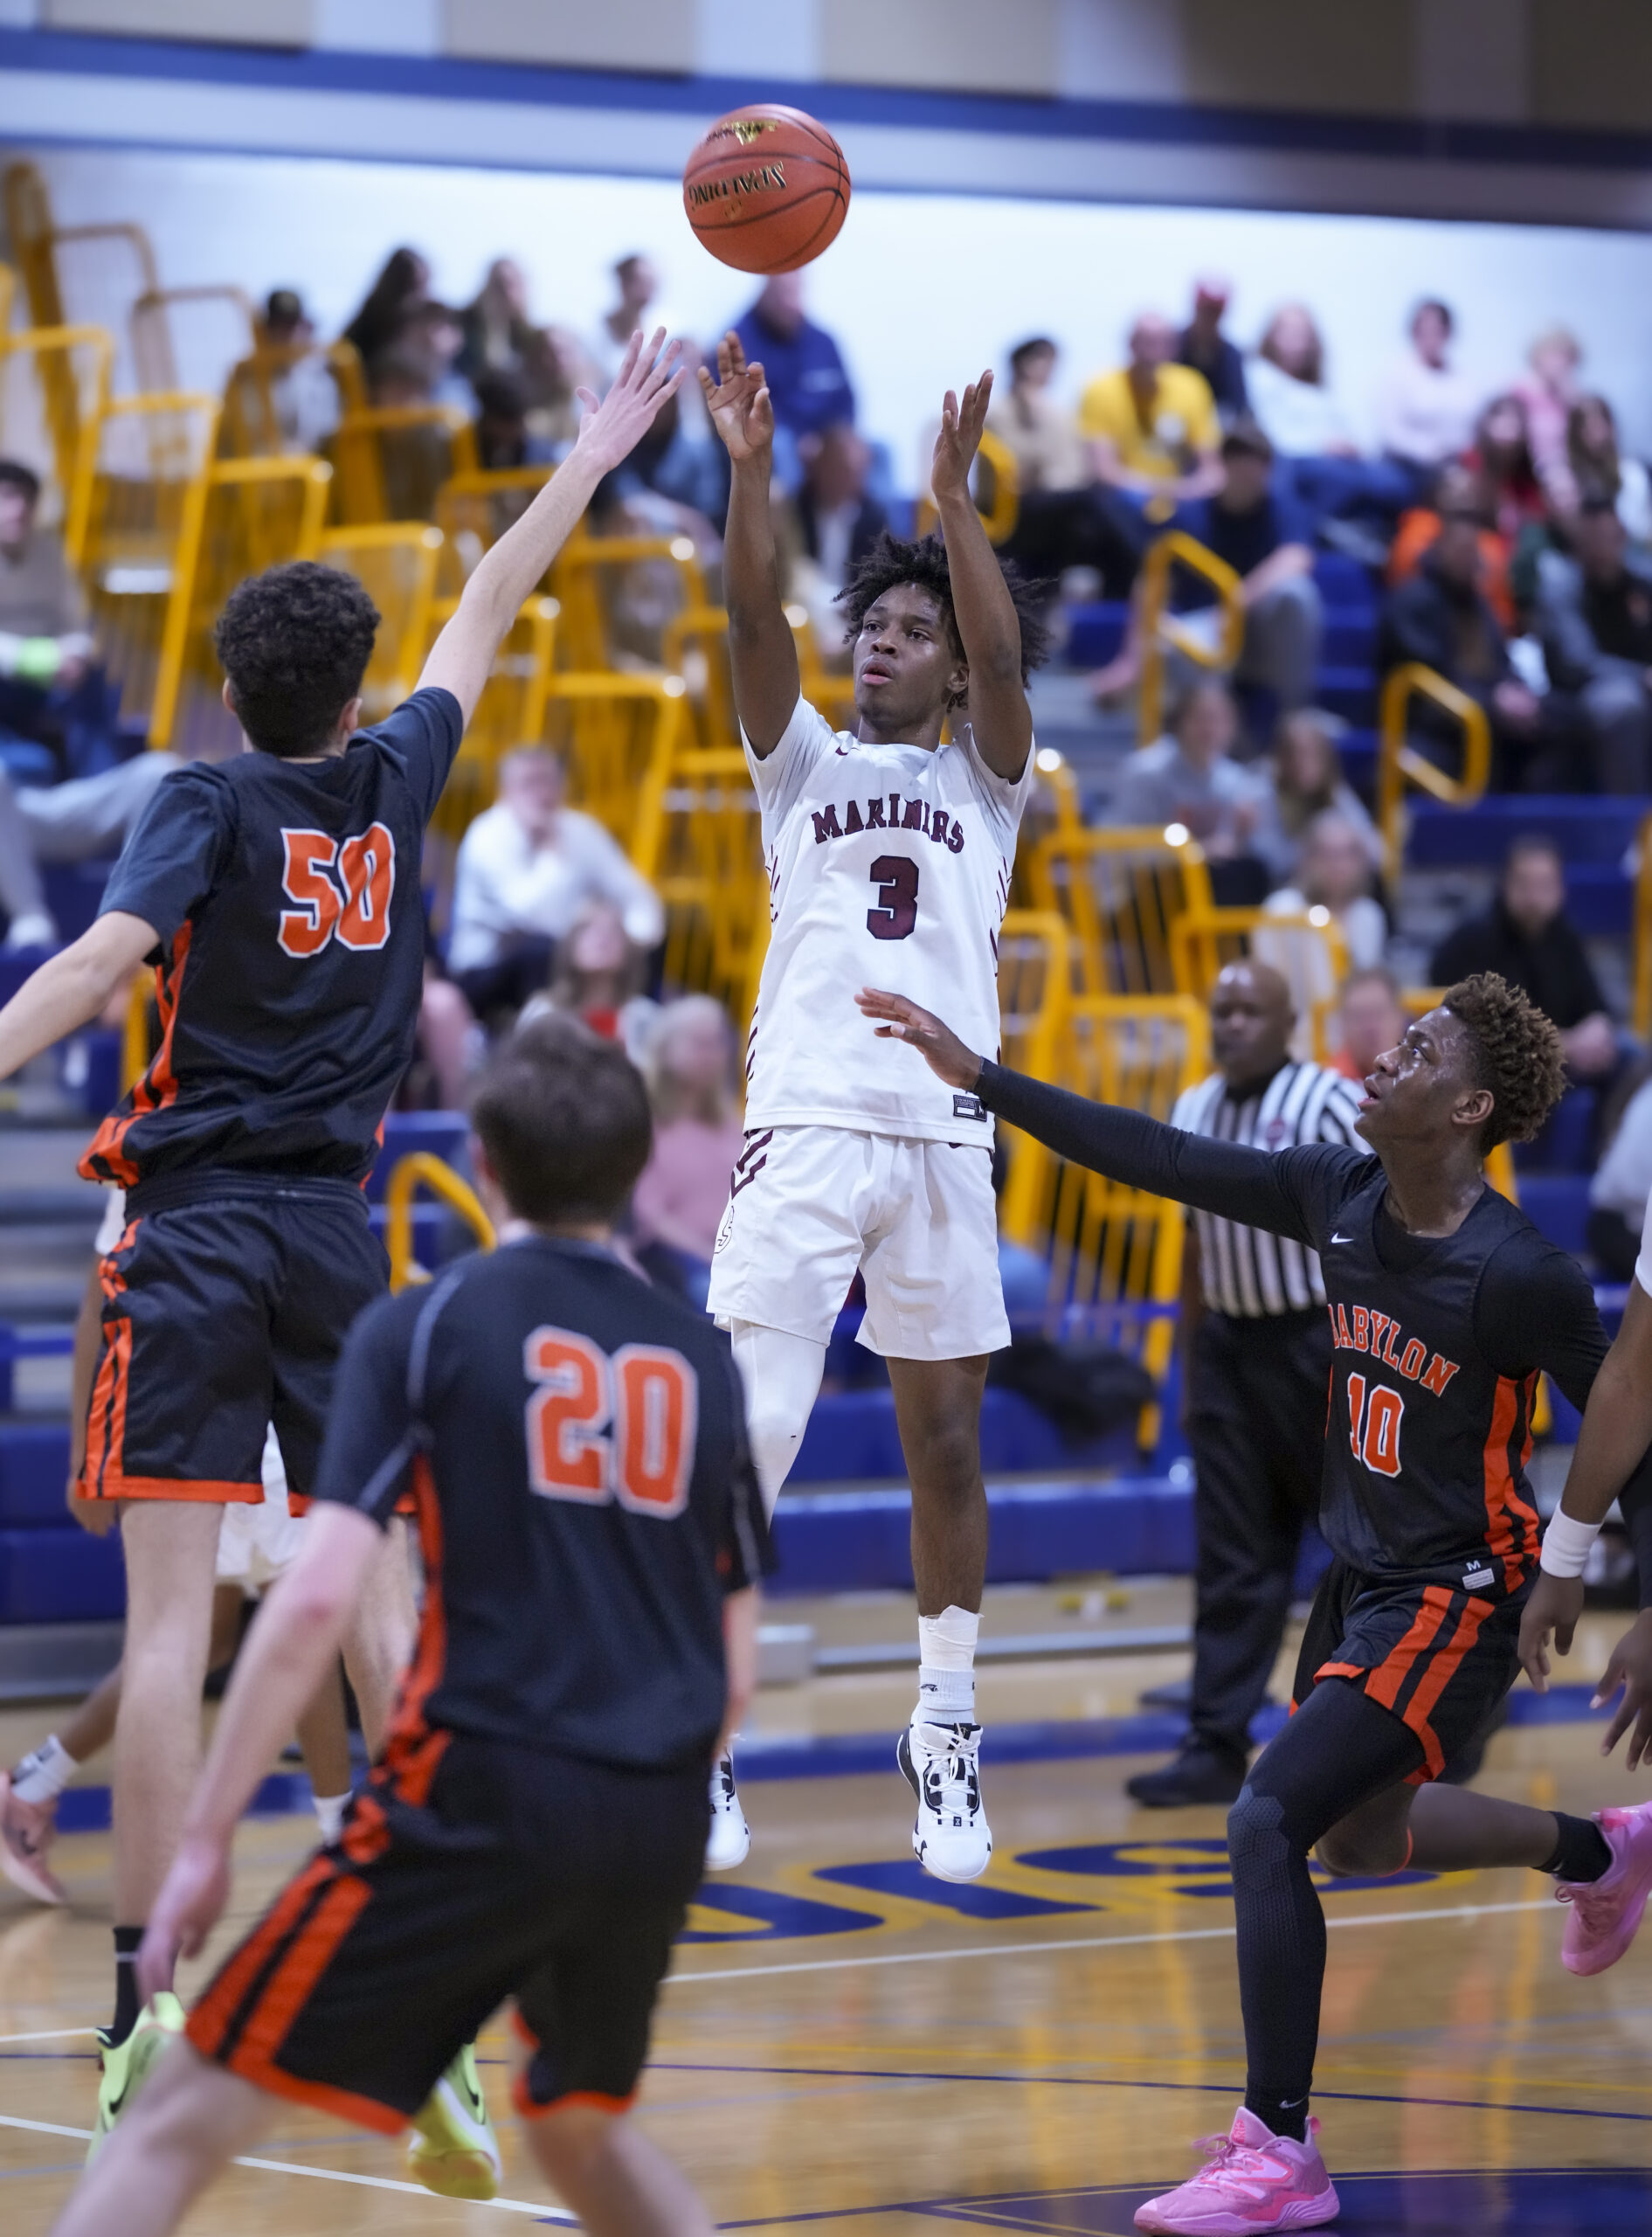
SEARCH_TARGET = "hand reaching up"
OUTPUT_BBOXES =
[571,326,684,475]
[931,372,993,507]
[699,331,775,466]
[855,988,984,1091]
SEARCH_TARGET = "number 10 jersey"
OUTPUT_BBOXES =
[742,696,1033,1144]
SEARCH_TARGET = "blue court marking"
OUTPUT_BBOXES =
[1017,1838,1439,1897]
[681,1887,881,1944]
[814,1860,1102,1922]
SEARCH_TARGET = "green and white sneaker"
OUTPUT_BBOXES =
[88,1992,185,2159]
[407,2043,501,2200]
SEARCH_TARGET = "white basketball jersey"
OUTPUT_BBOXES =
[743,696,1033,1143]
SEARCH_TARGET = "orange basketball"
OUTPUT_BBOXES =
[683,104,850,274]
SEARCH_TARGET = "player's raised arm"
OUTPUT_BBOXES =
[930,372,1031,782]
[854,986,1324,1244]
[0,910,157,1084]
[419,327,684,730]
[700,332,799,757]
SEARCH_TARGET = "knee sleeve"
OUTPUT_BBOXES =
[1227,1785,1296,1891]
[729,1321,827,1520]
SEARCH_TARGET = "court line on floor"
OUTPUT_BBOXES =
[0,2114,574,2218]
[664,1894,1555,1986]
[0,2027,100,2045]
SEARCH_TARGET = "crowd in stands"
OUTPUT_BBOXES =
[8,232,1652,1305]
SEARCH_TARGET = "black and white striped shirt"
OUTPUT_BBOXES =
[1171,1062,1365,1316]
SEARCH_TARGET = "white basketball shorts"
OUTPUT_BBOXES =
[215,1426,302,1592]
[707,1125,1011,1360]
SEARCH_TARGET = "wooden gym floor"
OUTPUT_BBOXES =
[3,1601,1652,2234]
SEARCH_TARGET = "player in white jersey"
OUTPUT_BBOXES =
[699,335,1050,1881]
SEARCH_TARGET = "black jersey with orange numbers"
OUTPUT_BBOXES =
[80,689,460,1192]
[976,1061,1652,1600]
[310,1236,771,1775]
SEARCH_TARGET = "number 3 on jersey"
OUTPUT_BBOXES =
[1346,1372,1403,1479]
[524,1327,697,1518]
[279,824,396,957]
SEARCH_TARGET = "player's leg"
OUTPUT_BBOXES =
[340,1520,418,1752]
[295,1659,354,1844]
[2,1661,123,1904]
[523,2102,714,2237]
[47,2041,275,2237]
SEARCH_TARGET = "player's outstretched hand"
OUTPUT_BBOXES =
[931,371,993,506]
[138,1833,231,2004]
[856,988,983,1090]
[699,332,774,465]
[570,326,684,474]
[1593,1609,1652,1770]
[1517,1569,1584,1693]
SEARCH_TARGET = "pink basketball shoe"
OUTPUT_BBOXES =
[1134,2108,1339,2235]
[1557,1799,1652,1977]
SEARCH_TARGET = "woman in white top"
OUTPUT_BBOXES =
[1375,299,1480,478]
[1247,306,1358,460]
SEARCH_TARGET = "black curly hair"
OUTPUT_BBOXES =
[1442,972,1568,1150]
[214,561,380,756]
[833,530,1053,698]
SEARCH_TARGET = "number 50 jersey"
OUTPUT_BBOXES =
[81,689,460,1190]
[743,696,1033,1144]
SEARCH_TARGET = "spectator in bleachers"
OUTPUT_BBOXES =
[1079,312,1223,514]
[1430,836,1618,1084]
[1109,678,1270,903]
[1255,707,1382,889]
[989,338,1141,597]
[457,258,536,384]
[1513,324,1585,510]
[1587,1068,1652,1277]
[1176,277,1248,423]
[1534,494,1652,793]
[446,746,664,1023]
[1330,964,1407,1084]
[1566,396,1652,548]
[1245,305,1358,461]
[251,287,338,453]
[591,253,665,384]
[734,272,855,474]
[1374,299,1480,492]
[1464,394,1546,544]
[522,897,657,1062]
[1262,809,1387,971]
[1387,461,1516,632]
[341,245,430,370]
[785,422,888,648]
[370,299,469,412]
[630,994,745,1309]
[1090,422,1320,715]
[1379,494,1561,786]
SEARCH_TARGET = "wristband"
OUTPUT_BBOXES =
[1539,1507,1603,1579]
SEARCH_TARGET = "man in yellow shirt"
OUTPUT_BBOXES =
[1081,312,1223,509]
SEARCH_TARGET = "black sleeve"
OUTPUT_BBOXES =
[975,1060,1365,1250]
[1476,1232,1652,1607]
[98,765,232,950]
[363,686,464,826]
[714,1342,775,1592]
[308,1290,424,1527]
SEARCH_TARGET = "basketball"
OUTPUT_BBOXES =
[682,104,850,274]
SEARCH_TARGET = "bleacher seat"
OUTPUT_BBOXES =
[0,1420,126,1621]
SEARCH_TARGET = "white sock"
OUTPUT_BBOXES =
[11,1735,79,1805]
[916,1605,979,1723]
[312,1791,350,1844]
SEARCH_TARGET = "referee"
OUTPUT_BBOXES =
[1128,959,1364,1808]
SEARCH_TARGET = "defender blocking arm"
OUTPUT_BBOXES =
[420,327,685,730]
[930,371,1031,782]
[854,987,1323,1246]
[700,333,799,757]
[0,910,158,1084]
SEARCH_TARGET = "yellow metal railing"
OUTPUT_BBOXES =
[1377,663,1492,883]
[317,523,443,715]
[0,322,114,564]
[384,1153,495,1292]
[1029,823,1214,998]
[1137,530,1245,743]
[544,671,690,872]
[1170,904,1351,1064]
[331,404,479,525]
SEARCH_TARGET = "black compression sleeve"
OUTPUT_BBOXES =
[975,1061,1347,1249]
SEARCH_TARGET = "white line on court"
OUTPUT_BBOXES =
[0,2027,100,2045]
[664,1895,1557,1986]
[0,2113,575,2219]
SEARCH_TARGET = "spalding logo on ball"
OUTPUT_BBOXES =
[683,104,850,274]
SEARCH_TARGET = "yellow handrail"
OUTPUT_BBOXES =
[1137,530,1245,744]
[384,1152,495,1292]
[0,322,115,567]
[1377,663,1492,883]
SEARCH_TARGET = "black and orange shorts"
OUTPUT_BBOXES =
[82,1182,386,1506]
[186,1737,708,2128]
[1293,1557,1528,1783]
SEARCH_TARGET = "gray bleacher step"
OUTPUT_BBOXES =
[0,1621,121,1702]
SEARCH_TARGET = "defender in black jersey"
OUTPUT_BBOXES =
[859,973,1652,2235]
[0,334,688,2158]
[48,1022,765,2237]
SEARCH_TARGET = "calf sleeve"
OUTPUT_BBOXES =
[729,1320,827,1520]
[1230,1678,1425,2137]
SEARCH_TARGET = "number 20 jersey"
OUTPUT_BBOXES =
[742,696,1033,1144]
[81,689,460,1191]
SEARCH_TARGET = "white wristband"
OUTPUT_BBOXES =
[1539,1508,1603,1579]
